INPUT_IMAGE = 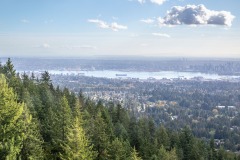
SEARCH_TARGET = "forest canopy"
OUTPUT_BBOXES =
[0,58,239,160]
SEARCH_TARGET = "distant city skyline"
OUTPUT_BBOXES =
[0,0,239,58]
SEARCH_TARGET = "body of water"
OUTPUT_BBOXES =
[44,70,240,80]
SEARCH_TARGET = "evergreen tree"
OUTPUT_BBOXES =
[0,61,3,74]
[1,59,238,160]
[209,138,217,160]
[19,105,45,160]
[58,96,72,142]
[108,138,129,160]
[48,96,72,159]
[129,147,142,160]
[60,117,96,160]
[179,126,194,160]
[156,125,170,149]
[101,107,115,141]
[60,98,96,160]
[2,58,22,98]
[157,146,178,160]
[128,116,140,149]
[88,112,110,160]
[40,71,52,87]
[19,89,45,160]
[0,74,24,159]
[37,84,60,159]
[2,58,16,79]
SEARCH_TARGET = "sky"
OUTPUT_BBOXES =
[0,0,240,58]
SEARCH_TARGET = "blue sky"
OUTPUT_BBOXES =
[0,0,239,58]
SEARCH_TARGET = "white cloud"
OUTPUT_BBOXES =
[158,4,235,27]
[88,19,127,31]
[110,22,127,31]
[138,0,146,4]
[140,19,155,24]
[88,19,109,29]
[21,19,30,23]
[152,33,171,38]
[137,0,165,5]
[150,0,166,5]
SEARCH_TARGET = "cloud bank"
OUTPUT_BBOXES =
[88,19,127,31]
[158,4,235,26]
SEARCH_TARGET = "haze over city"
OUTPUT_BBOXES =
[0,0,239,58]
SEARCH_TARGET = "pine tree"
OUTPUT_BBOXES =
[50,96,72,159]
[179,126,194,160]
[129,147,142,160]
[156,125,170,149]
[108,138,131,160]
[40,71,52,88]
[2,58,22,97]
[158,145,168,160]
[209,138,217,160]
[0,74,24,159]
[19,105,45,160]
[19,89,45,160]
[37,84,61,159]
[58,96,72,142]
[2,58,16,79]
[157,146,178,160]
[60,98,96,160]
[89,112,110,160]
[60,117,96,160]
[168,148,178,160]
[0,61,3,74]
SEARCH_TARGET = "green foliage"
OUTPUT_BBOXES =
[88,112,110,159]
[60,117,96,160]
[2,58,16,78]
[19,105,44,160]
[0,59,238,160]
[108,138,130,160]
[0,74,24,159]
[60,99,96,160]
[130,147,142,160]
[157,145,178,160]
[40,71,51,86]
[156,125,170,149]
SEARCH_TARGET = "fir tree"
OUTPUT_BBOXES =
[60,117,96,160]
[156,125,170,149]
[60,98,96,160]
[0,74,24,159]
[89,112,110,160]
[19,105,45,160]
[19,89,45,160]
[108,138,129,160]
[129,147,142,160]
